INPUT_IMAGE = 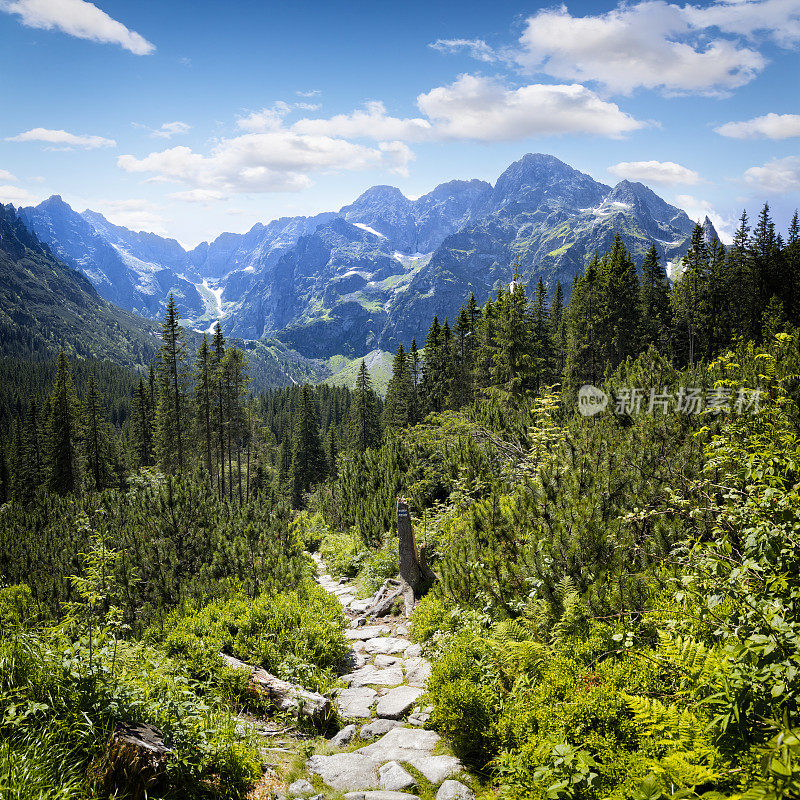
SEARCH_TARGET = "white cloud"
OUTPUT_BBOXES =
[0,183,37,205]
[7,127,116,149]
[118,132,413,194]
[0,0,154,55]
[743,156,800,194]
[517,2,766,95]
[0,169,18,181]
[675,194,735,243]
[296,89,321,98]
[429,38,503,63]
[169,188,228,203]
[686,0,800,48]
[152,121,191,139]
[417,75,644,140]
[292,101,433,141]
[608,160,700,185]
[93,198,166,233]
[715,113,800,139]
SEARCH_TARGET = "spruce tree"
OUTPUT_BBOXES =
[45,351,82,495]
[289,384,327,507]
[451,307,473,409]
[638,244,671,354]
[422,316,445,412]
[671,224,710,366]
[383,344,414,428]
[549,281,566,380]
[83,376,116,491]
[193,335,214,486]
[409,338,421,423]
[349,361,380,450]
[212,324,227,498]
[155,296,190,474]
[565,257,602,389]
[531,276,553,392]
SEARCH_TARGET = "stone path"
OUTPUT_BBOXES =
[285,555,475,800]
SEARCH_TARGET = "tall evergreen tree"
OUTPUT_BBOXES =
[565,256,602,389]
[383,344,414,428]
[422,316,446,412]
[155,296,190,473]
[409,338,421,424]
[83,376,116,491]
[212,324,227,498]
[193,335,215,486]
[549,281,566,380]
[349,361,380,451]
[638,244,671,354]
[132,379,153,469]
[671,224,710,366]
[45,351,82,495]
[290,384,327,507]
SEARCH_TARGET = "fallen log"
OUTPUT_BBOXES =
[88,721,171,800]
[220,653,330,719]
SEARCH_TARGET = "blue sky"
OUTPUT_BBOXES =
[1,0,799,248]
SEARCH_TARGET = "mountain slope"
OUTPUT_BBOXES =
[20,197,204,320]
[0,203,158,368]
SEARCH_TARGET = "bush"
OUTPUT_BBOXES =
[356,535,398,597]
[160,584,348,693]
[319,529,367,579]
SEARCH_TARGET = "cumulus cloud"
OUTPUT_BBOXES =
[292,101,433,141]
[516,1,766,95]
[7,127,116,149]
[429,38,504,63]
[0,183,37,205]
[417,75,644,140]
[715,113,800,139]
[236,101,320,133]
[608,160,700,185]
[686,0,800,48]
[0,169,18,181]
[296,89,321,98]
[743,156,800,194]
[118,132,413,194]
[0,0,154,54]
[152,121,191,139]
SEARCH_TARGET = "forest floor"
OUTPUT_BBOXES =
[245,555,477,800]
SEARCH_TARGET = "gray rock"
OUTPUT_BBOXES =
[357,727,441,762]
[407,711,431,726]
[408,755,463,784]
[360,719,401,740]
[404,657,432,686]
[288,778,315,796]
[364,637,410,655]
[394,624,409,636]
[376,686,425,719]
[436,780,475,800]
[345,626,392,641]
[374,654,401,668]
[337,687,377,719]
[379,761,417,791]
[307,752,379,791]
[350,599,373,613]
[338,594,357,607]
[343,793,421,800]
[342,649,367,671]
[341,666,404,688]
[405,643,423,658]
[331,724,357,747]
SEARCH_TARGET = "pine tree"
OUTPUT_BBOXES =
[451,307,473,409]
[671,224,710,366]
[473,299,496,390]
[409,338,421,423]
[725,210,753,338]
[290,384,327,507]
[565,256,602,389]
[597,234,640,368]
[492,280,534,393]
[155,296,190,473]
[383,344,414,428]
[212,324,227,498]
[638,244,671,354]
[45,351,82,495]
[132,379,153,468]
[83,376,116,491]
[531,276,553,392]
[549,281,566,380]
[349,361,380,450]
[422,316,445,412]
[325,427,338,480]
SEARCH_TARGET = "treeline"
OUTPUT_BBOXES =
[381,206,800,421]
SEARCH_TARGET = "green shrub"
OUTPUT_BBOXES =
[319,529,367,579]
[160,584,347,693]
[356,535,398,597]
[0,584,35,628]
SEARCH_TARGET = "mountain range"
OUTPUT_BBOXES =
[18,153,715,361]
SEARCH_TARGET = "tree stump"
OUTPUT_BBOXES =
[397,497,436,613]
[88,721,172,800]
[220,653,331,720]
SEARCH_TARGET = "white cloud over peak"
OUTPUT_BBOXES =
[7,127,116,149]
[608,160,700,185]
[94,199,166,234]
[292,101,433,141]
[118,132,413,194]
[429,38,504,63]
[1,0,154,54]
[675,194,735,243]
[417,75,644,140]
[0,183,37,205]
[715,113,800,139]
[743,156,800,193]
[516,1,767,95]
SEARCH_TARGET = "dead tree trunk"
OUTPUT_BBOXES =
[397,497,436,613]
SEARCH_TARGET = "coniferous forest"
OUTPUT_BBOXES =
[2,205,800,800]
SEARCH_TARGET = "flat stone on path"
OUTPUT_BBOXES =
[408,756,464,784]
[404,657,432,686]
[341,666,404,688]
[405,643,423,658]
[307,752,379,792]
[288,778,315,795]
[357,727,441,762]
[330,724,356,747]
[363,637,410,655]
[346,626,392,641]
[376,686,425,720]
[337,687,377,719]
[360,719,401,740]
[436,780,475,800]
[374,654,401,668]
[379,761,417,791]
[344,793,421,800]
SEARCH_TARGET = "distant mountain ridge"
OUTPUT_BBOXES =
[18,153,716,359]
